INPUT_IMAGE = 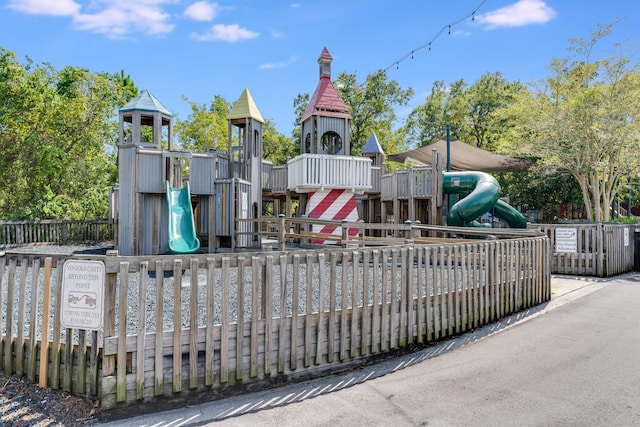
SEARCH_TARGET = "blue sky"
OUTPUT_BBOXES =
[1,0,638,138]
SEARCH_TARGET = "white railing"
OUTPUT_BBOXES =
[287,154,372,193]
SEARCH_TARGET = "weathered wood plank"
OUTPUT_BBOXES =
[39,258,53,388]
[316,253,325,364]
[350,251,359,358]
[172,260,183,392]
[250,257,260,378]
[220,258,230,383]
[236,257,245,381]
[16,257,28,377]
[136,262,148,399]
[4,258,16,374]
[291,255,300,369]
[28,258,41,382]
[189,258,199,389]
[117,261,129,402]
[154,260,164,395]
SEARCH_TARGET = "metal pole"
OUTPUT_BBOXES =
[628,177,632,218]
[446,123,451,172]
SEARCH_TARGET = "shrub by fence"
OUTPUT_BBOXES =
[0,236,550,409]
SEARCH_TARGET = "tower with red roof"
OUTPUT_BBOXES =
[288,48,372,244]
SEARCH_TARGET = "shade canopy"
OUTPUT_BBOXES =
[387,139,530,172]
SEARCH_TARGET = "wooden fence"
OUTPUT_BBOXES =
[0,235,550,409]
[0,220,113,246]
[532,223,635,277]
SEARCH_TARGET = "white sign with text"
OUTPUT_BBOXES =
[555,227,578,253]
[61,260,104,330]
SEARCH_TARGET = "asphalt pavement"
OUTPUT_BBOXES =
[103,273,640,426]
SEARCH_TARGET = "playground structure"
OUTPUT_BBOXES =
[112,47,527,256]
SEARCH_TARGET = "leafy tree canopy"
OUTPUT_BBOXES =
[508,22,640,221]
[0,47,135,220]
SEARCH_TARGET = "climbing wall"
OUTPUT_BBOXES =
[305,189,359,244]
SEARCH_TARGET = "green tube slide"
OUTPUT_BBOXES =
[442,171,527,228]
[493,199,528,228]
[166,181,200,253]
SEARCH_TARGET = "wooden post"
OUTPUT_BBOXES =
[404,220,413,244]
[38,258,53,388]
[277,214,286,251]
[341,220,348,248]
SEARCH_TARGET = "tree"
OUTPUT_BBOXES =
[174,95,230,152]
[403,72,525,150]
[262,119,297,165]
[335,70,413,155]
[513,23,640,222]
[0,47,130,220]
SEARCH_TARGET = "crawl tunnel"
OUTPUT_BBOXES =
[442,171,527,228]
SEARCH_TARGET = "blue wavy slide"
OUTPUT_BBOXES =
[166,181,200,253]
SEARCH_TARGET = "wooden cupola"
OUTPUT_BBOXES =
[118,90,174,150]
[300,47,352,156]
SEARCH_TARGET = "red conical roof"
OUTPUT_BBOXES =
[301,48,351,122]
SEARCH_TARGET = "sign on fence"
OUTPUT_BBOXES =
[555,227,578,253]
[61,260,104,330]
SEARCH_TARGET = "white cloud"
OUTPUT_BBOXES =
[74,1,174,38]
[476,0,557,29]
[192,24,259,42]
[259,56,299,70]
[7,0,80,16]
[7,0,175,38]
[184,1,218,21]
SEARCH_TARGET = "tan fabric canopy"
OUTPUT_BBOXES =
[387,139,530,172]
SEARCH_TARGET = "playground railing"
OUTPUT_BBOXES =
[287,154,372,193]
[0,220,113,246]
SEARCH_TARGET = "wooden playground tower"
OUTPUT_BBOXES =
[113,47,525,256]
[115,88,266,256]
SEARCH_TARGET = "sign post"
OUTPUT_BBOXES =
[61,260,104,330]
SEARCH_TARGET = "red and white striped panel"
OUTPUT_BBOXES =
[305,189,359,245]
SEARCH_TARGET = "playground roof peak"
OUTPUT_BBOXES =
[119,89,173,117]
[301,47,351,122]
[228,88,265,124]
[362,132,384,155]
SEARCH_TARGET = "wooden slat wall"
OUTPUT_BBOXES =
[0,220,113,245]
[93,237,550,408]
[531,223,635,277]
[0,232,563,409]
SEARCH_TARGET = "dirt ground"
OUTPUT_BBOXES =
[0,372,100,426]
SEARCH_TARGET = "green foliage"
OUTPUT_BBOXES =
[174,95,231,152]
[509,23,640,221]
[0,47,131,220]
[262,119,297,165]
[403,72,526,150]
[497,165,583,221]
[335,70,413,155]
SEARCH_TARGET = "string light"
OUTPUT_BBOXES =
[384,0,488,72]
